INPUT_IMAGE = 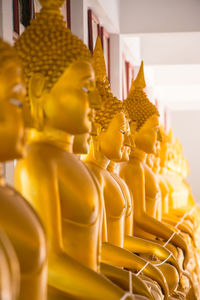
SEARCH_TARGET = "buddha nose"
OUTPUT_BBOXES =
[124,134,135,149]
[88,89,102,110]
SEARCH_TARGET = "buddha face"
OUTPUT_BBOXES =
[99,112,126,161]
[135,115,159,154]
[73,133,91,155]
[0,62,25,161]
[44,61,99,135]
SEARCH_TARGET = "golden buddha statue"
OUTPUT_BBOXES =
[14,2,136,299]
[0,38,47,300]
[107,143,182,297]
[120,61,190,270]
[156,131,194,239]
[73,133,155,300]
[158,129,200,298]
[82,37,176,299]
[164,135,200,233]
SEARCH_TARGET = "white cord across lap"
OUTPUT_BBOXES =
[136,261,150,276]
[129,271,133,294]
[154,253,173,266]
[120,292,133,300]
[133,204,197,277]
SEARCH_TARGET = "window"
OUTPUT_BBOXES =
[122,56,134,99]
[88,9,100,54]
[88,9,111,81]
[13,0,33,39]
[62,0,71,29]
[13,0,71,40]
[126,61,134,95]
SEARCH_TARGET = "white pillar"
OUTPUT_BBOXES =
[0,0,13,43]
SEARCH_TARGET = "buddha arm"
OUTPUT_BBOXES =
[162,214,194,238]
[124,235,180,274]
[168,207,198,226]
[101,242,169,298]
[125,212,133,236]
[125,163,190,269]
[100,263,154,300]
[14,158,129,300]
[102,201,108,243]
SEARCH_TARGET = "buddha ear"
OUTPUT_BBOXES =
[29,73,47,130]
[29,73,47,101]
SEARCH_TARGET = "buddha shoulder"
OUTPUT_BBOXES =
[16,142,99,225]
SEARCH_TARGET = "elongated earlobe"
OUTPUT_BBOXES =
[29,73,46,130]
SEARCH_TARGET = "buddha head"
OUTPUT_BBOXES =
[166,129,175,170]
[94,83,126,161]
[124,61,159,154]
[0,38,25,162]
[98,112,127,161]
[15,0,100,135]
[91,37,128,161]
[159,126,169,168]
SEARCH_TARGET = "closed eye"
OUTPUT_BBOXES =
[9,98,23,108]
[81,86,89,93]
[120,129,125,134]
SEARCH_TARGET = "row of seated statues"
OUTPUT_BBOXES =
[0,0,200,299]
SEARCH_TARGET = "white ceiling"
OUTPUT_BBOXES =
[119,0,200,110]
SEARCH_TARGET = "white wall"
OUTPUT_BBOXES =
[170,110,200,203]
[0,0,15,185]
[140,33,200,65]
[120,0,200,34]
[71,0,120,44]
[0,0,12,43]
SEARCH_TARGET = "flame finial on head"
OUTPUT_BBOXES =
[124,61,159,131]
[92,37,123,129]
[130,61,146,92]
[92,36,109,86]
